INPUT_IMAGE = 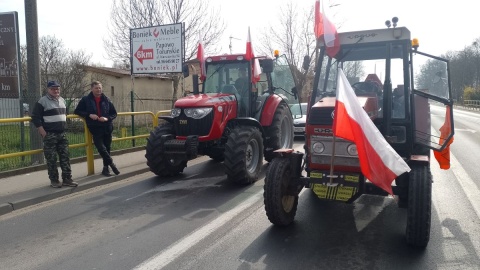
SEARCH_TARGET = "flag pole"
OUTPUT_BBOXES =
[327,133,339,186]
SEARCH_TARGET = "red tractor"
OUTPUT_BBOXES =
[263,26,454,248]
[146,53,300,184]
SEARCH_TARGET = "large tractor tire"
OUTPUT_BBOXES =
[405,164,432,248]
[264,157,298,226]
[145,122,187,177]
[264,103,294,162]
[224,125,264,184]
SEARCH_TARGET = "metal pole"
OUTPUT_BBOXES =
[24,0,43,164]
[130,75,135,147]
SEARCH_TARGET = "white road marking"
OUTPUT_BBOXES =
[133,190,263,270]
[353,195,393,232]
[454,128,476,133]
[448,151,480,219]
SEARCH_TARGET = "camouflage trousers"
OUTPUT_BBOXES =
[43,132,72,182]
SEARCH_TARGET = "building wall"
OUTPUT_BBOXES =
[82,71,175,126]
[84,71,174,113]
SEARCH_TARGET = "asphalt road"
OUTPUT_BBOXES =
[1,108,480,270]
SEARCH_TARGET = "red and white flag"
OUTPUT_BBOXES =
[434,106,454,169]
[245,27,261,83]
[333,69,411,194]
[197,35,206,81]
[246,27,254,61]
[314,0,340,58]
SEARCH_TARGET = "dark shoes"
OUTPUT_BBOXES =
[50,181,62,188]
[62,179,78,187]
[110,163,120,175]
[102,166,112,177]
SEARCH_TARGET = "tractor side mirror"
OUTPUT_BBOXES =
[261,59,274,73]
[302,55,310,71]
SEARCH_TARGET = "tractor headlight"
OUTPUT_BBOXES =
[312,142,325,154]
[171,108,181,117]
[347,144,358,156]
[184,107,213,119]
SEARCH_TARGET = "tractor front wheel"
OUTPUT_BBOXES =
[264,157,298,226]
[405,164,432,248]
[145,122,187,177]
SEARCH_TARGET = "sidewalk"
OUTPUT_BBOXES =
[0,150,150,216]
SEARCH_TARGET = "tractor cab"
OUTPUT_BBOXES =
[311,27,454,157]
[201,54,300,119]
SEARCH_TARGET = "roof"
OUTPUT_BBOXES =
[81,65,173,80]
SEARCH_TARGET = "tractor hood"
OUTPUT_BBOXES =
[174,93,237,108]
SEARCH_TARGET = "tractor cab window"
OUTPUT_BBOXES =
[413,55,450,100]
[316,43,408,119]
[203,61,250,97]
[272,55,298,108]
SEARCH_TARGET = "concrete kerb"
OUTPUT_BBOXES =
[1,163,150,217]
[0,146,145,179]
[0,203,13,216]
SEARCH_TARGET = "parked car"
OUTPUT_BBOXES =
[290,103,307,136]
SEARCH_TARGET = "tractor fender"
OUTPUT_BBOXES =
[228,117,265,135]
[259,95,287,127]
[159,115,174,124]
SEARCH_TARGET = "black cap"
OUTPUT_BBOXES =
[47,81,60,88]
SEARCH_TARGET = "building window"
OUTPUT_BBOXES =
[111,86,115,97]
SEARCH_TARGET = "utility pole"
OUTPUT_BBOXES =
[229,36,241,54]
[25,0,43,164]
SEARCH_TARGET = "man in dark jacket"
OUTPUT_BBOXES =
[31,81,78,188]
[74,81,120,176]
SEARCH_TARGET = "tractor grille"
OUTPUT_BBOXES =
[308,107,334,126]
[174,110,213,136]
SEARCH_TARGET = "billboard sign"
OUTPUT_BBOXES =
[0,12,20,98]
[130,23,184,74]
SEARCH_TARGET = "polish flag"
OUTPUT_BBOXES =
[246,27,254,61]
[245,27,261,83]
[197,35,206,81]
[314,0,340,58]
[434,106,454,169]
[333,69,411,194]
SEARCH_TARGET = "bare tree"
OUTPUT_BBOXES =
[259,2,316,102]
[258,1,362,102]
[104,0,225,105]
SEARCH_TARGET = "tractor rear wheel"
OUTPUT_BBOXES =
[224,125,263,184]
[145,122,187,177]
[264,157,298,226]
[405,164,432,248]
[264,103,294,162]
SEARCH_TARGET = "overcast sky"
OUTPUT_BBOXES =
[2,0,479,67]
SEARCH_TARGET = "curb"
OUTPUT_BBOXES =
[2,165,150,216]
[0,147,145,179]
[0,203,13,216]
